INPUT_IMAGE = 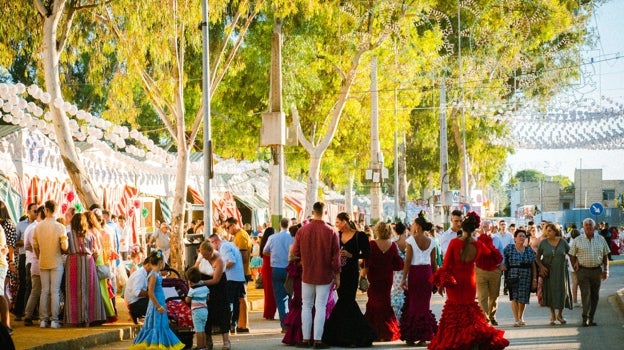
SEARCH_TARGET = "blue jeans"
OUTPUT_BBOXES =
[39,265,64,322]
[271,267,289,328]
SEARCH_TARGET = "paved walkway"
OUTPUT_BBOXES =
[8,257,624,349]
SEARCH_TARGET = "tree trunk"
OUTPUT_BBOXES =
[169,145,188,273]
[305,153,323,217]
[451,114,466,199]
[42,6,100,208]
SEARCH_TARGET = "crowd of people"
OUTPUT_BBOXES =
[0,196,621,349]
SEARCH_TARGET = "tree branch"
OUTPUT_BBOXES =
[34,0,50,17]
[57,2,77,53]
[139,71,178,141]
[290,103,314,153]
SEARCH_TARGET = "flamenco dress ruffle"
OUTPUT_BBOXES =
[130,273,184,350]
[282,261,303,345]
[365,302,400,341]
[428,300,508,350]
[399,264,437,343]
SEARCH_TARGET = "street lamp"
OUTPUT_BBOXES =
[201,0,213,236]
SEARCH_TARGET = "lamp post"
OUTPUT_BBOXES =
[201,0,213,236]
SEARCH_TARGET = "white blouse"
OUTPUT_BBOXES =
[406,236,434,266]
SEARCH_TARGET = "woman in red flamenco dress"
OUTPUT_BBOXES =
[429,211,509,350]
[259,228,277,320]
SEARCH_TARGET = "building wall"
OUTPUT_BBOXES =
[574,169,602,208]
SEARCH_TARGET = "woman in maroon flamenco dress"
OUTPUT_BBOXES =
[430,211,509,350]
[399,212,438,346]
[259,227,277,320]
[363,221,404,342]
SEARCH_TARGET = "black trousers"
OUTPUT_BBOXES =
[128,298,149,324]
[13,254,28,316]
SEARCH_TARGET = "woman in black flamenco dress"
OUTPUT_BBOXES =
[429,211,509,350]
[322,213,376,347]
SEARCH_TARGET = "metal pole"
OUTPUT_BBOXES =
[201,0,213,237]
[458,1,470,205]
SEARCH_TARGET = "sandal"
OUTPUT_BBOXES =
[557,316,567,325]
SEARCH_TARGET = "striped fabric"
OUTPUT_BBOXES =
[187,186,204,205]
[116,185,138,217]
[0,173,22,222]
[159,198,172,223]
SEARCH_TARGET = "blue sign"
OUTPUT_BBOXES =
[589,202,604,216]
[463,203,471,213]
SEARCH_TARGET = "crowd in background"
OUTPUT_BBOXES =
[1,196,622,348]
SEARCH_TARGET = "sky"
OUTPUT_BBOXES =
[506,0,624,180]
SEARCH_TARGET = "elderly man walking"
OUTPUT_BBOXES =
[569,218,610,327]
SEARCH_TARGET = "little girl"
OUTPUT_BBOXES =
[130,250,184,350]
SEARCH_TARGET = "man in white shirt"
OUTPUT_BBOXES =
[494,220,514,295]
[124,259,151,324]
[438,210,463,260]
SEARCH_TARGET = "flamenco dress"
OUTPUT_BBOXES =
[261,254,277,319]
[364,241,404,341]
[399,236,437,344]
[130,272,184,350]
[322,231,376,347]
[429,239,509,350]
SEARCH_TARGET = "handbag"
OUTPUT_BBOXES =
[358,275,370,292]
[284,275,294,296]
[96,264,111,280]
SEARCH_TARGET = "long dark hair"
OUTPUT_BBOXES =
[337,212,357,231]
[460,211,480,262]
[260,227,275,258]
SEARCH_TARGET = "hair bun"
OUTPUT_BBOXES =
[414,211,433,232]
[461,211,480,233]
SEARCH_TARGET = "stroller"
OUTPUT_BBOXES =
[162,267,195,349]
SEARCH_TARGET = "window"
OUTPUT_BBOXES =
[603,189,615,201]
[562,202,570,210]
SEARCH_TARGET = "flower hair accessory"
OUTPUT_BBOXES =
[92,208,102,217]
[465,211,481,228]
[156,249,163,259]
[130,245,140,254]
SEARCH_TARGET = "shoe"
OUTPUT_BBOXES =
[416,340,427,347]
[513,321,521,327]
[520,320,527,326]
[296,340,311,348]
[230,326,236,334]
[549,318,556,326]
[490,318,498,326]
[588,321,597,326]
[51,321,62,329]
[236,327,250,333]
[221,340,231,350]
[312,342,330,349]
[557,316,567,325]
[40,320,48,328]
[24,319,33,326]
[7,327,13,335]
[14,315,23,321]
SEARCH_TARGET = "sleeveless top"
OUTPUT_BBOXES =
[406,236,435,265]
